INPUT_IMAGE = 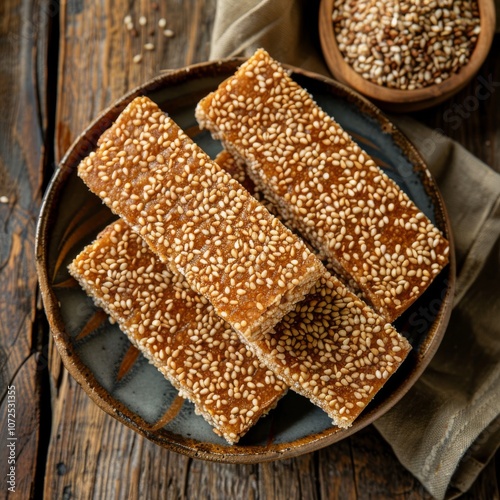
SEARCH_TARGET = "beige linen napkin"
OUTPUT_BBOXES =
[209,1,500,498]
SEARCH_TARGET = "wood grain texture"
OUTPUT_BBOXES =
[0,0,51,497]
[44,373,191,499]
[54,0,215,162]
[350,429,432,499]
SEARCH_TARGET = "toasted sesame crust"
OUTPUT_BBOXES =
[68,221,288,444]
[207,155,412,425]
[214,149,370,299]
[69,219,410,433]
[195,48,450,322]
[188,151,412,426]
[77,96,325,341]
[250,272,411,428]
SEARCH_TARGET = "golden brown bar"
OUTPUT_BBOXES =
[77,96,325,341]
[214,149,369,298]
[214,149,252,189]
[250,272,411,428]
[68,221,288,444]
[212,150,411,426]
[196,49,450,322]
[70,220,410,431]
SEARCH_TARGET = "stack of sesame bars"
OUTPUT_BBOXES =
[69,49,449,444]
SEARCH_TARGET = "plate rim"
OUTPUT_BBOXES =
[35,57,456,463]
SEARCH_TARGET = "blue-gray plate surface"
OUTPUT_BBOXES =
[36,60,454,463]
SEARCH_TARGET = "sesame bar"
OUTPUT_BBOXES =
[77,96,325,341]
[215,149,369,298]
[214,149,253,190]
[189,148,411,426]
[214,149,283,219]
[68,221,288,444]
[195,49,450,322]
[70,220,409,433]
[249,272,411,428]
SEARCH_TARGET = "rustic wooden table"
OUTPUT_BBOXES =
[0,0,498,498]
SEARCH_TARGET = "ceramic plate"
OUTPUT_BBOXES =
[36,59,455,463]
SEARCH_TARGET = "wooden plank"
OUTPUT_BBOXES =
[317,438,358,499]
[54,0,215,161]
[185,461,259,499]
[43,373,192,499]
[350,428,432,499]
[45,1,217,498]
[460,456,500,500]
[258,454,319,499]
[0,357,40,499]
[0,0,52,497]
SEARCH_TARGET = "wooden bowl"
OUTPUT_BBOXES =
[319,0,496,112]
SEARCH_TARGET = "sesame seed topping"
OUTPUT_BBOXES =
[68,221,287,444]
[76,95,324,342]
[195,48,449,322]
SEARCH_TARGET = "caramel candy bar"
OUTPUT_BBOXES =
[70,220,409,433]
[77,96,324,341]
[172,147,411,426]
[68,221,288,444]
[214,150,252,189]
[214,149,283,219]
[196,49,450,322]
[250,272,411,428]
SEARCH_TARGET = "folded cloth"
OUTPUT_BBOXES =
[209,1,500,498]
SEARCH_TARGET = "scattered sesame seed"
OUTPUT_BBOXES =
[0,196,8,204]
[139,15,147,26]
[163,29,175,38]
[158,18,167,28]
[132,54,142,64]
[144,43,155,51]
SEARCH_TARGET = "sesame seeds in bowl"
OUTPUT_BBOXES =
[36,59,454,462]
[319,0,496,111]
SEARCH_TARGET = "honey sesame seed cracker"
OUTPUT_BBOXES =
[77,96,325,341]
[195,49,450,322]
[250,272,411,428]
[68,221,288,444]
[70,219,410,433]
[214,149,371,299]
